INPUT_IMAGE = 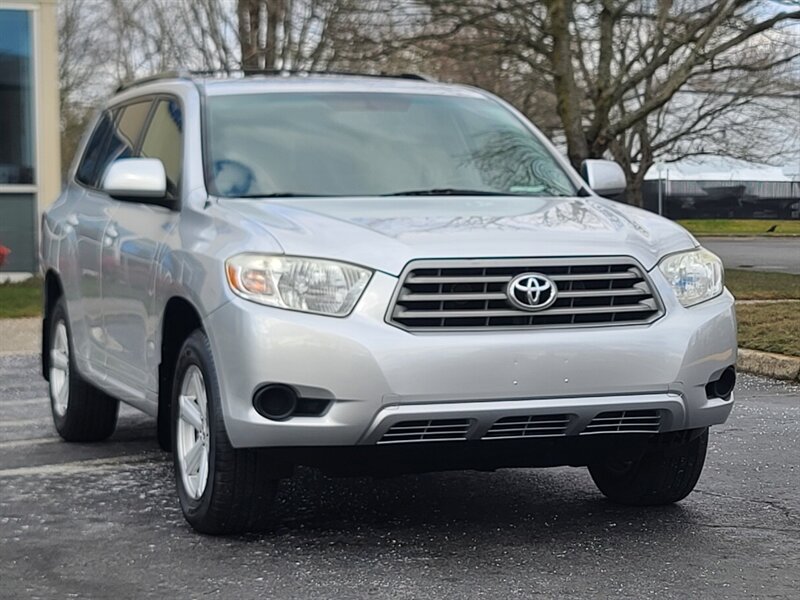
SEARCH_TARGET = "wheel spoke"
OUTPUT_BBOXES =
[196,383,208,420]
[184,438,204,475]
[179,395,203,431]
[191,370,203,397]
[56,324,68,349]
[50,349,68,371]
[197,447,209,490]
[58,375,69,405]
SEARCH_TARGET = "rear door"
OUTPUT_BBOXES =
[68,110,118,371]
[101,97,183,398]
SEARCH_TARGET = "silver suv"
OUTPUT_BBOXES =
[40,72,737,534]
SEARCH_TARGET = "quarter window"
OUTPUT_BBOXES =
[75,111,114,187]
[140,99,183,198]
[76,100,153,189]
[106,101,153,168]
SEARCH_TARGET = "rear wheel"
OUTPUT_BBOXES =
[589,429,709,506]
[48,297,119,442]
[172,329,278,534]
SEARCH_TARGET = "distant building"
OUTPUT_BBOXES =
[0,0,60,277]
[642,157,800,219]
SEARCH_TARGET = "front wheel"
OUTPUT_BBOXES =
[589,428,709,506]
[172,329,278,534]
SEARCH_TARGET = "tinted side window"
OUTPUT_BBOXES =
[140,99,183,198]
[75,111,114,186]
[103,101,153,175]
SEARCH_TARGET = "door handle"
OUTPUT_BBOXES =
[66,213,79,226]
[106,224,119,239]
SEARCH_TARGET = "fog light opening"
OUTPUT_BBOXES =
[253,384,298,421]
[705,366,736,400]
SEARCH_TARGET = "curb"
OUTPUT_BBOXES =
[0,318,40,355]
[737,348,800,382]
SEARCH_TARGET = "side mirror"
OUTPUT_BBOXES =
[581,159,627,197]
[102,158,167,200]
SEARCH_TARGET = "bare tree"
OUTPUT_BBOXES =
[58,0,113,174]
[236,0,366,71]
[58,0,800,205]
[366,0,800,204]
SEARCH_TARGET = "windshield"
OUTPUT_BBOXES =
[205,92,577,198]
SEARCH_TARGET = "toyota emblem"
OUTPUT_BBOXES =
[507,273,558,311]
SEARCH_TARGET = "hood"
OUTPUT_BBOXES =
[221,195,696,275]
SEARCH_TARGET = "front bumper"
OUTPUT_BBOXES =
[206,272,737,448]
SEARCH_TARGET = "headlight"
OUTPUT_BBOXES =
[658,248,724,307]
[225,254,372,316]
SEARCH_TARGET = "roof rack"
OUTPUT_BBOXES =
[115,69,436,93]
[115,70,195,93]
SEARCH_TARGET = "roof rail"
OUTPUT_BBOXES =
[234,69,437,82]
[115,70,195,93]
[115,69,437,93]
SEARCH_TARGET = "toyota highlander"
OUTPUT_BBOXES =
[40,72,737,534]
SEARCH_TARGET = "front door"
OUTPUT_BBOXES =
[101,98,183,398]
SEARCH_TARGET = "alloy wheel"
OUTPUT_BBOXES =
[176,365,210,499]
[49,320,70,417]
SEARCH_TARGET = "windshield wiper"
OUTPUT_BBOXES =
[380,188,512,197]
[233,193,332,198]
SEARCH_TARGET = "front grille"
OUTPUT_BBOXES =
[582,410,662,434]
[378,419,473,444]
[388,258,662,331]
[483,414,573,440]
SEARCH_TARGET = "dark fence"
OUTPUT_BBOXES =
[641,179,800,219]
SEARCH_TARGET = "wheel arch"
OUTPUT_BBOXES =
[157,295,205,451]
[41,270,65,380]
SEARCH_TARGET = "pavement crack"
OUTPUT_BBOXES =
[694,488,800,526]
[675,520,800,534]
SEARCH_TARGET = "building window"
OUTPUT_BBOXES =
[0,10,34,185]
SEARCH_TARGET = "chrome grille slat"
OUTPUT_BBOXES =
[402,292,510,301]
[549,271,638,282]
[582,410,662,434]
[394,303,656,320]
[406,275,513,284]
[400,287,650,302]
[388,257,663,331]
[556,288,649,298]
[378,419,473,444]
[388,423,473,431]
[483,414,572,440]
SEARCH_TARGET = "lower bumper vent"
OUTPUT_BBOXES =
[378,419,473,444]
[582,410,662,434]
[483,414,572,440]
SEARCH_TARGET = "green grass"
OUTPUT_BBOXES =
[678,219,800,237]
[737,302,800,357]
[0,277,42,318]
[725,269,800,300]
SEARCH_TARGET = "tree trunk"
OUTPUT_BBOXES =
[545,0,589,170]
[624,177,644,207]
[238,0,261,69]
[623,157,652,208]
[264,0,281,70]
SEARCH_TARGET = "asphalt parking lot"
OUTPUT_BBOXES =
[1,353,799,599]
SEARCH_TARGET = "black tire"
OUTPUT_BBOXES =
[589,428,709,506]
[172,329,278,535]
[47,297,119,442]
